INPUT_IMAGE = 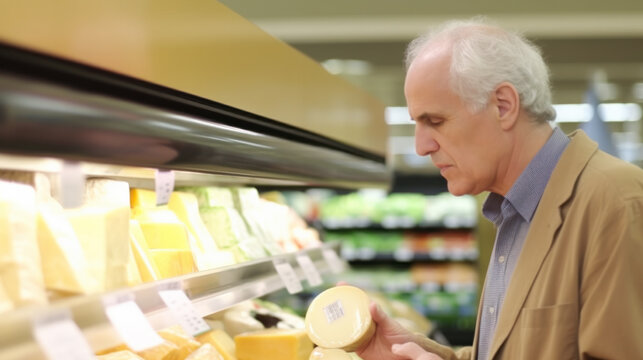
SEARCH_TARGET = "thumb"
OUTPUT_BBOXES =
[392,342,444,360]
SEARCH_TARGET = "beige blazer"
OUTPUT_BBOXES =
[418,130,643,360]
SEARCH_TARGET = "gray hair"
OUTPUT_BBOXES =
[405,18,556,122]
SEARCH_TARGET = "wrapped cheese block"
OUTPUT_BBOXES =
[235,329,313,360]
[0,180,47,306]
[66,205,130,292]
[305,286,375,352]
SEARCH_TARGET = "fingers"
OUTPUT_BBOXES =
[392,342,444,360]
[369,301,387,324]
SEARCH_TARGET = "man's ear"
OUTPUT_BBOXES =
[494,82,520,130]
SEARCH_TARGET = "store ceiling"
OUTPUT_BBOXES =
[220,1,643,173]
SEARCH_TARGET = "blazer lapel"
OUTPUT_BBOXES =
[487,130,598,359]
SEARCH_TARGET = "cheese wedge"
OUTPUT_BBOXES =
[234,329,313,360]
[130,188,158,209]
[37,198,94,293]
[195,330,237,360]
[149,249,195,279]
[66,205,130,292]
[158,325,201,359]
[85,179,130,208]
[129,219,161,283]
[135,341,180,360]
[0,181,47,306]
[185,344,224,360]
[181,187,235,209]
[305,286,375,352]
[134,208,191,250]
[97,350,144,359]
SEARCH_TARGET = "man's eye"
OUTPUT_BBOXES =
[428,117,443,125]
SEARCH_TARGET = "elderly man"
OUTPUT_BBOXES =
[356,18,643,360]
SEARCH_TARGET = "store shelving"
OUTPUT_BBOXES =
[0,242,345,360]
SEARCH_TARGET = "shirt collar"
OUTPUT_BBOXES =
[483,127,570,223]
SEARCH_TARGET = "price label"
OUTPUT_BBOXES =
[322,249,344,274]
[60,161,85,209]
[103,293,163,352]
[296,254,323,287]
[155,169,175,206]
[158,282,210,336]
[273,260,303,294]
[32,310,94,360]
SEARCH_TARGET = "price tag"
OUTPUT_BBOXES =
[158,282,210,336]
[103,292,163,352]
[296,254,323,287]
[59,161,85,208]
[32,310,94,360]
[155,169,175,205]
[273,260,303,294]
[322,248,344,274]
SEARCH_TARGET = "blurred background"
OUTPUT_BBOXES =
[221,0,643,176]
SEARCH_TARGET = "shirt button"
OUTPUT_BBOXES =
[498,255,506,263]
[489,307,495,314]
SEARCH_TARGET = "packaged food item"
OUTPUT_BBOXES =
[309,347,353,360]
[235,328,313,360]
[304,286,374,352]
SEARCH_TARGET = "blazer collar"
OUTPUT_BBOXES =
[487,130,598,359]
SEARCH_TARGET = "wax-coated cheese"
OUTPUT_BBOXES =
[305,286,374,352]
[195,330,237,360]
[309,347,353,360]
[235,328,313,360]
[0,181,47,306]
[37,198,94,293]
[129,220,161,283]
[66,205,130,292]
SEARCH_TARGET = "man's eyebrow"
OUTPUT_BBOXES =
[413,112,441,121]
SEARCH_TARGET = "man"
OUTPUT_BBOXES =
[356,18,643,360]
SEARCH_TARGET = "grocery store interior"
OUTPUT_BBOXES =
[0,1,642,359]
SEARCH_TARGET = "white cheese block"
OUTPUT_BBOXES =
[309,347,353,360]
[305,286,374,352]
[0,180,47,306]
[66,205,130,292]
[84,179,130,208]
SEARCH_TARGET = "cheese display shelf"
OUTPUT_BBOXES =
[0,242,345,360]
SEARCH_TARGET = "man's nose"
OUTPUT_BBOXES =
[415,124,439,156]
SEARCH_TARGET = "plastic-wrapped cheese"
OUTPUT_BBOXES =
[129,219,161,283]
[0,180,47,306]
[309,347,353,360]
[235,328,313,360]
[305,286,374,352]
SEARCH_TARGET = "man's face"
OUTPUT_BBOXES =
[404,50,505,196]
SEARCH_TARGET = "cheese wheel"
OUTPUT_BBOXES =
[309,347,353,360]
[304,286,374,351]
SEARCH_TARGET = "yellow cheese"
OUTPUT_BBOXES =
[150,249,195,279]
[37,198,94,293]
[126,240,143,286]
[66,205,130,292]
[135,341,180,360]
[185,344,224,360]
[234,329,313,360]
[130,188,158,209]
[0,180,47,306]
[309,347,353,360]
[158,325,201,360]
[305,286,375,352]
[130,219,161,283]
[97,350,144,359]
[195,330,237,360]
[134,208,191,250]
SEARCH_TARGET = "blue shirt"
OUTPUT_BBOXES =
[476,127,569,360]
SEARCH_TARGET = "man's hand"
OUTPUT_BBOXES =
[392,342,445,360]
[355,302,443,360]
